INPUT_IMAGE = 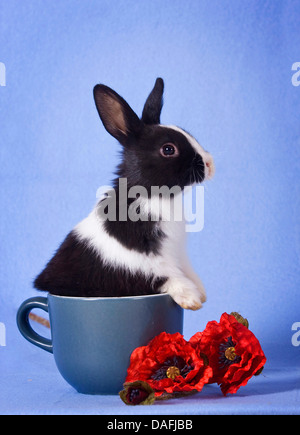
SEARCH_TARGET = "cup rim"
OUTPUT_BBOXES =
[48,293,170,301]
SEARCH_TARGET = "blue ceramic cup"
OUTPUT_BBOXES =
[17,294,183,395]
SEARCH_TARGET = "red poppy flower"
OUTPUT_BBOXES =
[125,332,213,396]
[190,313,266,395]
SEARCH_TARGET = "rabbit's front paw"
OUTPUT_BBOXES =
[161,278,203,311]
[174,291,202,311]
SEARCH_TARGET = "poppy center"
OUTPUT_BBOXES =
[219,336,241,369]
[151,355,193,381]
[225,347,237,361]
[166,366,181,380]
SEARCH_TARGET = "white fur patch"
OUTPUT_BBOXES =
[74,206,185,279]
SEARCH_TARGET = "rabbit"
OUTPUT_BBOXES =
[34,78,215,310]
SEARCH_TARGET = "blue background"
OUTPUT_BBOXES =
[1,0,300,414]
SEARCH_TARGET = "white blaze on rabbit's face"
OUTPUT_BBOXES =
[162,125,215,181]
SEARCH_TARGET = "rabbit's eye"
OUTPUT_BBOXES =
[160,143,178,158]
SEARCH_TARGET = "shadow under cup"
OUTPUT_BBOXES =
[17,293,183,395]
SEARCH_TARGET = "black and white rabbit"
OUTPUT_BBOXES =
[34,78,214,310]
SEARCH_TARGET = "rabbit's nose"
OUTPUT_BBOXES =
[204,155,215,180]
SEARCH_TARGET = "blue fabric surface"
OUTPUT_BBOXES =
[1,0,300,415]
[1,306,300,415]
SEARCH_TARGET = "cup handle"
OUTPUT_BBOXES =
[17,297,53,354]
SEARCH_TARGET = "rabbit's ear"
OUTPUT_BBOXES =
[142,78,164,125]
[93,85,141,143]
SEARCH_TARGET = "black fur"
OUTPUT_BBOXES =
[34,78,205,297]
[114,125,205,192]
[142,78,164,125]
[101,193,165,255]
